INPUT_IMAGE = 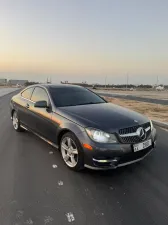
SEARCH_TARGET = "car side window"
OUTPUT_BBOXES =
[21,87,34,100]
[31,87,49,104]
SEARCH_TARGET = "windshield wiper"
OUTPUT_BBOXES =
[60,102,105,107]
[74,102,105,106]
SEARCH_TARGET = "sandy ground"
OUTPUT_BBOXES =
[95,89,168,100]
[104,96,168,123]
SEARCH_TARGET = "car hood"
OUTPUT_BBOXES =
[57,103,149,133]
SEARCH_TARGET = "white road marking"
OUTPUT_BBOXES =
[44,216,54,224]
[94,210,104,216]
[66,212,75,222]
[52,164,57,168]
[44,188,49,194]
[49,151,53,154]
[25,218,34,224]
[16,210,24,219]
[9,200,17,204]
[58,181,63,186]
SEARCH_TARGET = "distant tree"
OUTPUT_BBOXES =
[25,81,39,87]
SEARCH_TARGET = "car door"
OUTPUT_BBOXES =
[18,87,35,127]
[29,87,56,142]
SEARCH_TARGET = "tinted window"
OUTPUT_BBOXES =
[21,87,34,100]
[31,87,49,103]
[49,87,105,107]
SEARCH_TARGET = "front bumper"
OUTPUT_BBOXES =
[78,128,157,170]
[85,146,155,170]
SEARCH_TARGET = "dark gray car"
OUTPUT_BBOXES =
[10,84,157,171]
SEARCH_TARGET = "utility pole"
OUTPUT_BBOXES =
[105,76,107,89]
[156,76,159,86]
[126,73,129,91]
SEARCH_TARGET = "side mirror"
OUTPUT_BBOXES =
[34,100,48,108]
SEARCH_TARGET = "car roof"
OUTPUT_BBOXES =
[31,84,85,90]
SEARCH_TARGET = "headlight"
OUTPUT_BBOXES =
[150,120,154,130]
[86,128,118,143]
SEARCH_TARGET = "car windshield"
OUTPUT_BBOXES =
[49,86,106,107]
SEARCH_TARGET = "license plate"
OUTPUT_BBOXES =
[133,139,152,152]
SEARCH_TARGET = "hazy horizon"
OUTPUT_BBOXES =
[1,0,168,84]
[0,72,167,85]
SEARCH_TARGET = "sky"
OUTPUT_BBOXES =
[0,0,168,84]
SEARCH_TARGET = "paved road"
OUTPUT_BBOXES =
[95,91,168,105]
[0,92,168,225]
[0,87,19,97]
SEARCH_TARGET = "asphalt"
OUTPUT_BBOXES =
[0,87,19,97]
[95,91,168,105]
[0,91,168,225]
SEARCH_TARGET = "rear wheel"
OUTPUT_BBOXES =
[12,111,24,132]
[60,132,84,171]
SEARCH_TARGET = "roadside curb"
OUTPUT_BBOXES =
[153,120,168,129]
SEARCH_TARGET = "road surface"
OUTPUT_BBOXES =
[0,87,19,97]
[95,91,168,105]
[0,91,168,225]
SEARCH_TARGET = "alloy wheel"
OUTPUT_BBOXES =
[61,137,78,168]
[13,112,19,130]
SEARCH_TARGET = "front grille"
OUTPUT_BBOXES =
[119,122,150,135]
[118,122,151,144]
[121,136,142,144]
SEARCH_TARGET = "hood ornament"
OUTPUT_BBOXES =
[136,127,146,140]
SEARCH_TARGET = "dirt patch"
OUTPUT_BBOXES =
[95,89,168,100]
[104,97,168,123]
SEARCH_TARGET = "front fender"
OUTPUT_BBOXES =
[52,112,85,145]
[59,121,85,135]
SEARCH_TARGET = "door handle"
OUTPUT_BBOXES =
[26,103,30,108]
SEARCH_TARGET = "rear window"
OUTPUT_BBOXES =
[21,87,34,100]
[49,86,105,107]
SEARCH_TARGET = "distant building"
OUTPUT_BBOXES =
[156,85,164,91]
[8,80,28,86]
[0,78,7,85]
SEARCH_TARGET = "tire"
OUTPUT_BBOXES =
[60,132,84,171]
[12,111,24,132]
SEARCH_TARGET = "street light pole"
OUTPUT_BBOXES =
[127,74,129,90]
[126,73,129,91]
[105,76,107,89]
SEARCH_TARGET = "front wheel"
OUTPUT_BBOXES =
[60,132,84,171]
[12,111,24,132]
